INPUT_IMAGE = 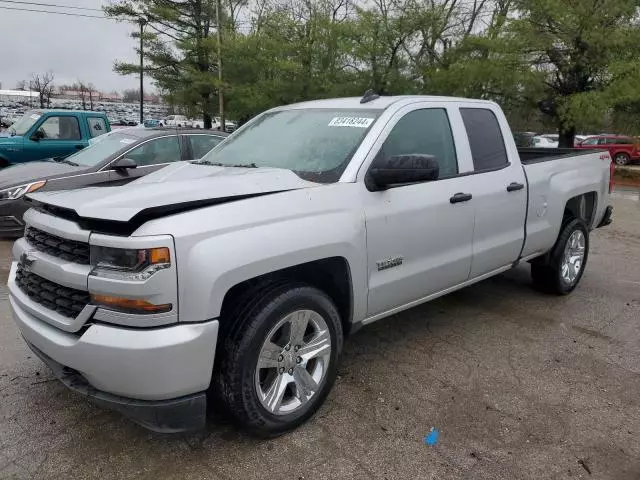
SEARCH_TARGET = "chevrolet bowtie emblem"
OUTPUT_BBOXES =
[20,252,36,272]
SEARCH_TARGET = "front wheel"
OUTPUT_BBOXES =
[531,218,589,295]
[614,153,630,166]
[215,282,343,436]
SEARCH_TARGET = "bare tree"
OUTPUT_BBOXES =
[86,83,96,110]
[15,80,27,90]
[31,71,55,108]
[73,81,91,110]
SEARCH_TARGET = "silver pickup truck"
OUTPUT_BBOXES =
[8,94,613,435]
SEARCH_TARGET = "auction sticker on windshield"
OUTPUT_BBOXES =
[328,117,374,128]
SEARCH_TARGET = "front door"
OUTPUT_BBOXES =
[23,115,85,161]
[109,135,184,185]
[363,106,476,318]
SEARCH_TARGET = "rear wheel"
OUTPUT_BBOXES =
[614,153,630,166]
[531,218,589,295]
[215,282,343,436]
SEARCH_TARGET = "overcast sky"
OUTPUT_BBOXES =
[1,0,153,92]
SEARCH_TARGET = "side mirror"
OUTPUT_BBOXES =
[111,157,138,171]
[366,154,439,191]
[30,130,45,141]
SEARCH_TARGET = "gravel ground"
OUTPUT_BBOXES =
[1,193,639,480]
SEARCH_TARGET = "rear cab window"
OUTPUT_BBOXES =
[460,108,509,171]
[88,117,107,138]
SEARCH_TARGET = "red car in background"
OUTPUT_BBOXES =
[576,135,640,166]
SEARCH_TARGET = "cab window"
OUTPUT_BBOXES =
[380,108,458,177]
[460,108,508,171]
[189,134,224,158]
[124,136,182,166]
[88,117,107,138]
[37,116,81,140]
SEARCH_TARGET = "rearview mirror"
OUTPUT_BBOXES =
[111,157,138,171]
[366,154,439,191]
[30,130,45,142]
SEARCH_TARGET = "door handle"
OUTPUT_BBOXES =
[75,145,84,150]
[450,192,473,204]
[506,182,524,192]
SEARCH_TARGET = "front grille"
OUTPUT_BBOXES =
[25,227,90,264]
[15,264,90,318]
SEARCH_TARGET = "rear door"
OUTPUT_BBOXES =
[363,104,477,317]
[187,134,226,159]
[459,107,528,278]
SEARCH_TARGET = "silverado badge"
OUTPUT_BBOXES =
[376,256,404,271]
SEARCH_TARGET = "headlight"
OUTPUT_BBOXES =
[90,246,173,314]
[90,246,171,281]
[0,181,46,200]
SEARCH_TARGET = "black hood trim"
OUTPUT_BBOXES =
[28,190,290,236]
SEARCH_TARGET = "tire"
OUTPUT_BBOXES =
[0,158,9,169]
[215,282,343,437]
[531,218,589,295]
[614,153,630,166]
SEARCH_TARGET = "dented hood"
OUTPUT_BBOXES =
[28,162,319,223]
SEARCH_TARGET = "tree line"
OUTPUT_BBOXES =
[103,0,640,146]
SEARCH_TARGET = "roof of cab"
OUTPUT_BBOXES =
[275,95,497,111]
[28,109,108,116]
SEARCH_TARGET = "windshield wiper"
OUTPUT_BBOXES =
[194,160,257,168]
[54,157,80,166]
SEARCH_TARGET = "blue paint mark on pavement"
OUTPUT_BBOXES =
[424,428,439,446]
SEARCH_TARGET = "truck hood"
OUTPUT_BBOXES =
[28,162,319,227]
[0,161,86,189]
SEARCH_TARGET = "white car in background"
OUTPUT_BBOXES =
[574,135,588,145]
[191,118,235,132]
[162,115,192,128]
[533,136,558,148]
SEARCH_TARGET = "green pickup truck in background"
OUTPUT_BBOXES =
[0,110,111,167]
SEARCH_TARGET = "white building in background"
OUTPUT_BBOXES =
[0,89,40,105]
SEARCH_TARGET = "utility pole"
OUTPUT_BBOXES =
[138,17,146,124]
[215,0,225,131]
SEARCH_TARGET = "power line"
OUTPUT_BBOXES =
[0,0,102,11]
[0,5,108,18]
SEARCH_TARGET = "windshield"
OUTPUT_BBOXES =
[199,109,380,183]
[63,132,139,167]
[11,111,42,136]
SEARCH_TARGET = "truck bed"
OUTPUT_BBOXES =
[519,147,610,260]
[518,148,598,164]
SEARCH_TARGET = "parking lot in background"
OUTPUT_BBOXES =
[0,193,639,480]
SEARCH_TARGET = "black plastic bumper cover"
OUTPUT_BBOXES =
[25,340,207,433]
[597,205,613,228]
[0,197,28,236]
